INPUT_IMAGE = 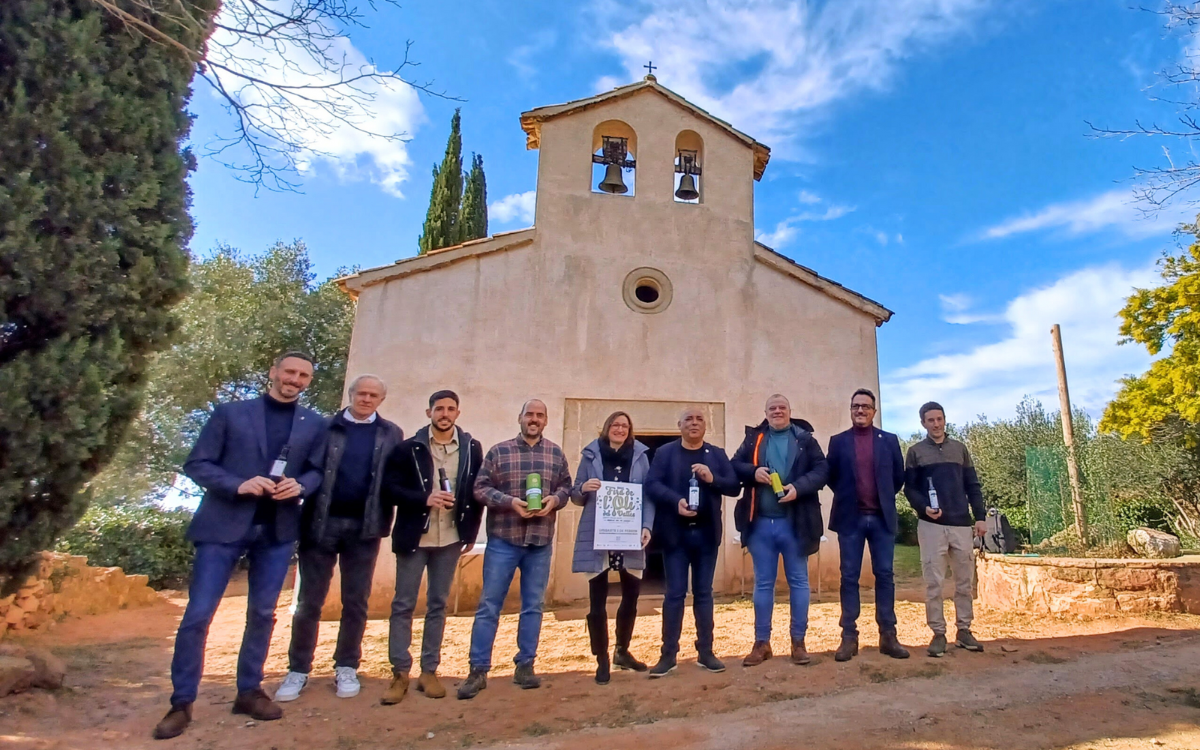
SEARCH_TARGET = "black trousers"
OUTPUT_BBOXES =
[588,568,641,649]
[287,517,381,673]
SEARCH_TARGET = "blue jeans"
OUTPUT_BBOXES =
[661,526,719,656]
[468,537,553,671]
[837,513,897,637]
[747,517,810,642]
[169,525,294,705]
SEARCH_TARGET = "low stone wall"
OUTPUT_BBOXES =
[0,552,160,639]
[977,553,1200,616]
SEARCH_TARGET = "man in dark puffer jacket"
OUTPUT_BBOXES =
[731,394,828,668]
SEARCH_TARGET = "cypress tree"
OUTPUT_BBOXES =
[0,0,212,582]
[418,108,463,254]
[458,153,488,243]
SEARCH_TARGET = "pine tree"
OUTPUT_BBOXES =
[458,153,488,243]
[0,0,213,583]
[418,109,463,254]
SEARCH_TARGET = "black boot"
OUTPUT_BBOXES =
[613,646,648,672]
[613,605,648,672]
[587,613,611,685]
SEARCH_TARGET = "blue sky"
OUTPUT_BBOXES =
[186,0,1197,436]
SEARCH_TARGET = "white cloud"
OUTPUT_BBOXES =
[799,190,822,204]
[490,191,537,225]
[855,224,900,247]
[207,0,426,197]
[939,293,971,313]
[756,219,799,247]
[977,189,1189,241]
[938,292,1001,325]
[807,205,853,221]
[509,30,558,78]
[597,0,993,152]
[755,198,854,247]
[882,264,1158,435]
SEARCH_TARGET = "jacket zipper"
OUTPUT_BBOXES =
[750,432,764,523]
[456,436,472,523]
[412,444,432,532]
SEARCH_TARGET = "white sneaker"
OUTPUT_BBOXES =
[334,666,360,698]
[275,671,308,702]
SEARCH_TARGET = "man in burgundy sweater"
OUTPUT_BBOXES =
[825,389,909,662]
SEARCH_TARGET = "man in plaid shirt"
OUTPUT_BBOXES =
[458,399,572,699]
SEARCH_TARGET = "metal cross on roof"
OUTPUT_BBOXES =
[644,61,657,76]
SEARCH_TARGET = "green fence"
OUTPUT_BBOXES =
[1025,444,1125,547]
[1025,446,1067,545]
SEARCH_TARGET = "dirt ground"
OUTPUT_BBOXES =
[1,574,1199,750]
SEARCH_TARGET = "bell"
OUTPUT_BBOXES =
[598,163,628,194]
[675,173,699,201]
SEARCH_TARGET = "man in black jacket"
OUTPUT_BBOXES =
[380,390,483,703]
[645,407,741,678]
[731,394,829,668]
[277,374,403,703]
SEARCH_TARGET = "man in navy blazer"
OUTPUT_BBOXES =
[153,352,326,741]
[826,388,910,662]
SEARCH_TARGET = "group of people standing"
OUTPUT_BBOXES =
[152,351,989,741]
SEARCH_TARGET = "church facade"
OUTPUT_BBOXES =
[334,76,892,616]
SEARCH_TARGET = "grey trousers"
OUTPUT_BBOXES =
[917,520,975,635]
[388,543,462,675]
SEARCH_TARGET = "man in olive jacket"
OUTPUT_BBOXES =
[731,394,829,668]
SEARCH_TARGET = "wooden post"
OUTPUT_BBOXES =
[1050,324,1088,543]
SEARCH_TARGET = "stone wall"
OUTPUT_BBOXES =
[0,552,160,640]
[977,553,1200,616]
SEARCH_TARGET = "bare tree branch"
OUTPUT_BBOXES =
[89,0,460,192]
[1088,2,1200,211]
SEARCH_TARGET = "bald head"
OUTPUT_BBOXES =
[678,406,706,445]
[520,399,547,417]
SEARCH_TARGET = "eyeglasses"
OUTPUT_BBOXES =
[850,405,875,412]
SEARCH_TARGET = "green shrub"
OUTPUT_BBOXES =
[56,504,194,589]
[1111,494,1175,536]
[895,494,919,546]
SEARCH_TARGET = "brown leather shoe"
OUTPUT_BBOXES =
[152,703,192,740]
[834,636,858,662]
[879,631,911,659]
[381,673,409,705]
[742,640,773,667]
[231,689,283,721]
[416,671,446,699]
[790,638,812,665]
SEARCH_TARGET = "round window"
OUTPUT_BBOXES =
[635,282,660,304]
[622,268,672,314]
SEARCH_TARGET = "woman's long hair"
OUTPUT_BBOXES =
[599,411,634,449]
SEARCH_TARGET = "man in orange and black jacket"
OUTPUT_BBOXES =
[731,394,828,669]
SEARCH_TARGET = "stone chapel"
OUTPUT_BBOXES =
[331,75,893,617]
